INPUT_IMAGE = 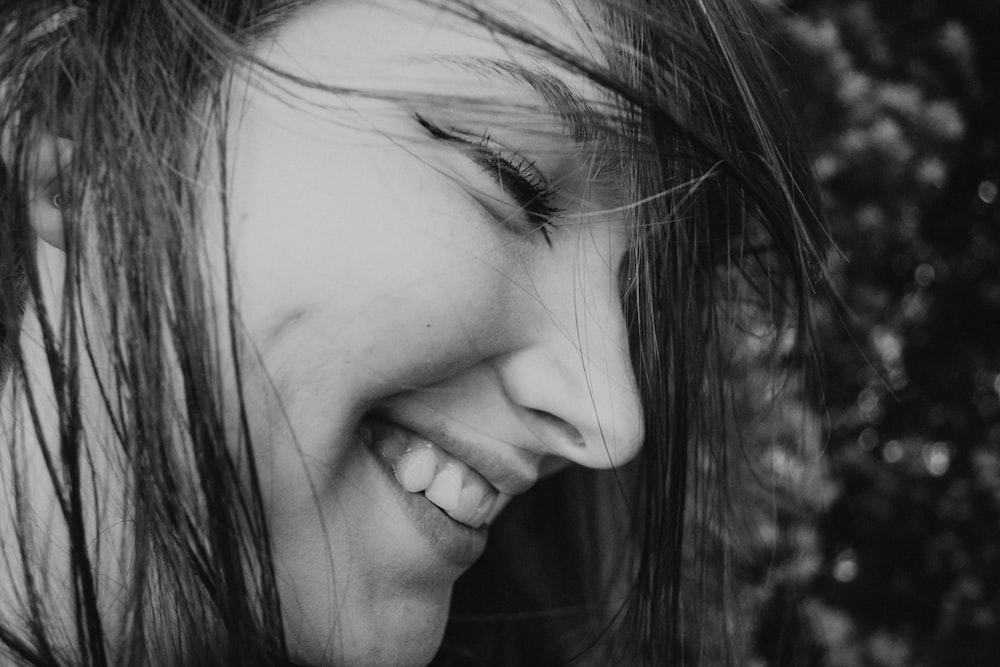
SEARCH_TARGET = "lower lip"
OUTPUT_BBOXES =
[362,425,488,568]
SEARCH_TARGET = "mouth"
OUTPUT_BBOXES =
[360,416,504,530]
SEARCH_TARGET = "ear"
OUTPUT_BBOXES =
[2,130,73,250]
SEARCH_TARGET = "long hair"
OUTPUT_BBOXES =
[438,1,826,664]
[0,1,826,665]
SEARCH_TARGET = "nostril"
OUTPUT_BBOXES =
[525,408,587,455]
[495,348,640,468]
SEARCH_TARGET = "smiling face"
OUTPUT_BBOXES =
[219,0,643,663]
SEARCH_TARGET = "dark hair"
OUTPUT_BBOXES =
[0,1,826,665]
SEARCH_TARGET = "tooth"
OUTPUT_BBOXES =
[394,446,438,493]
[447,478,488,525]
[366,419,504,526]
[424,463,463,512]
[470,493,499,528]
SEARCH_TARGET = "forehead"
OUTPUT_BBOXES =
[261,0,608,129]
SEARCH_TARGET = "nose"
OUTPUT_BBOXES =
[494,224,644,470]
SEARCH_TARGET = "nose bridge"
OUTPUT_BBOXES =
[497,230,644,469]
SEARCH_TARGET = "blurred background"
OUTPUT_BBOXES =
[746,0,1000,664]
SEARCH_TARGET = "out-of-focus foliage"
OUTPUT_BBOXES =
[749,0,1000,664]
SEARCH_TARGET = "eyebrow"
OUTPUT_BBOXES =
[429,56,603,143]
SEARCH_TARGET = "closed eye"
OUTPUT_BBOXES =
[415,114,562,246]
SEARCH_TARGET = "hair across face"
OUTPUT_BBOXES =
[215,1,646,663]
[0,1,825,665]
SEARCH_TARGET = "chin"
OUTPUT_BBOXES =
[285,582,453,667]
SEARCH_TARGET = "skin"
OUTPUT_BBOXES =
[8,1,644,665]
[226,2,644,663]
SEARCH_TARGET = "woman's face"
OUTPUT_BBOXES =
[223,0,643,663]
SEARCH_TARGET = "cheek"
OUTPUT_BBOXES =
[229,128,523,385]
[223,128,533,474]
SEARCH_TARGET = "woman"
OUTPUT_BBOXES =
[0,0,825,665]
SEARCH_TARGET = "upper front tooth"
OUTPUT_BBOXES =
[424,463,463,512]
[450,482,487,525]
[394,446,438,493]
[366,420,501,527]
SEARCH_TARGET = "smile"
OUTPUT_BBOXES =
[362,418,501,529]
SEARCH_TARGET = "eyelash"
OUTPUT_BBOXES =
[416,115,562,246]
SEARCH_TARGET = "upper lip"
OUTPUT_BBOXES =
[367,411,541,496]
